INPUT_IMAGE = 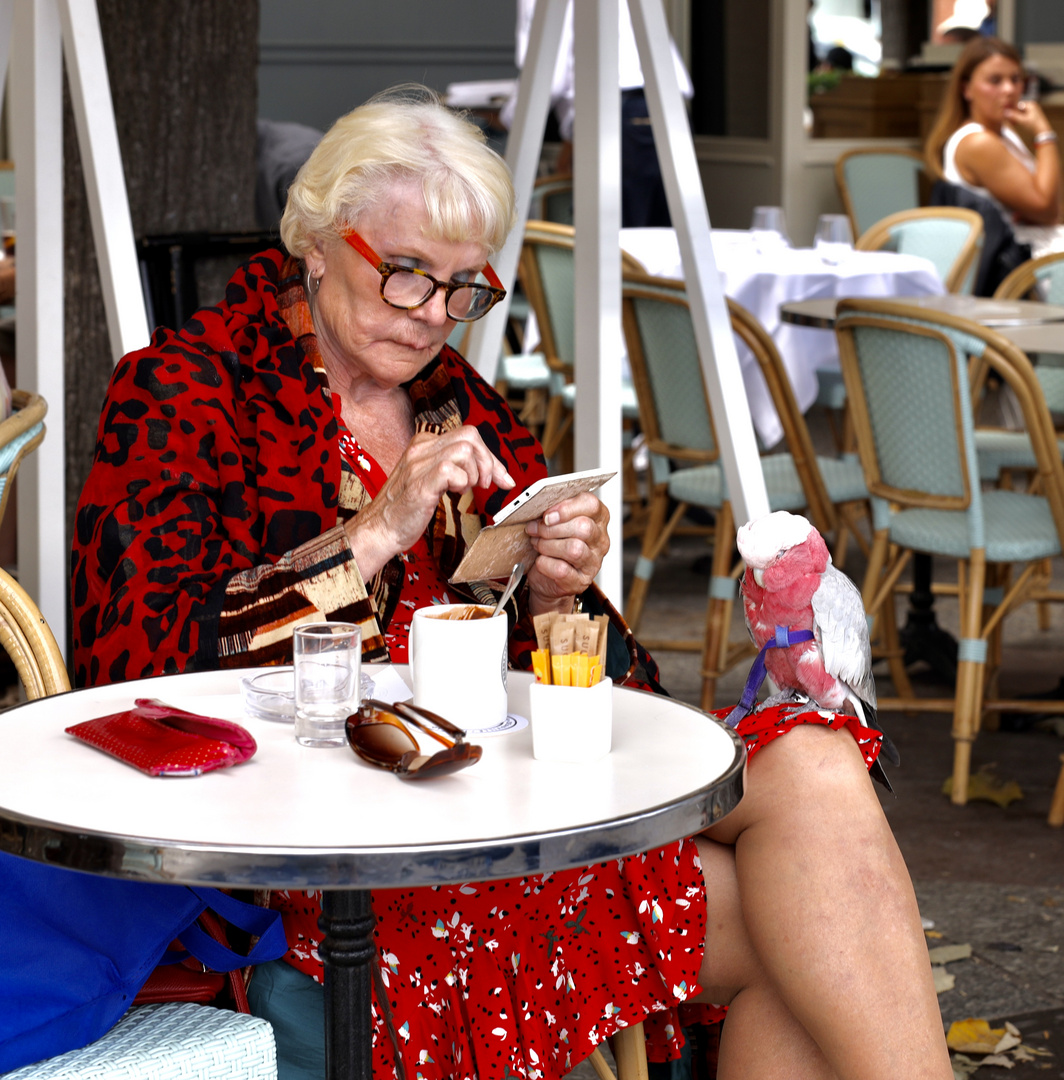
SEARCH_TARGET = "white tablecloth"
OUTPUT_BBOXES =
[620,228,946,447]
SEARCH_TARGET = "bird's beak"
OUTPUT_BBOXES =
[752,567,765,588]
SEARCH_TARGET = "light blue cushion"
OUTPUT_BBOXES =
[498,352,551,390]
[888,489,1061,562]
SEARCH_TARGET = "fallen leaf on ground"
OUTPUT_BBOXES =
[930,943,973,965]
[942,768,1023,808]
[979,1053,1015,1068]
[950,1052,979,1078]
[933,966,956,994]
[926,929,944,939]
[947,1018,1015,1054]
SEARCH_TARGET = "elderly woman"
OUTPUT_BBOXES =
[925,36,1064,257]
[72,88,950,1080]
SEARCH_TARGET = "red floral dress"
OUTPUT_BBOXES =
[271,431,714,1079]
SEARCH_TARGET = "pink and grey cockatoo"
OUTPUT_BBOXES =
[734,510,898,790]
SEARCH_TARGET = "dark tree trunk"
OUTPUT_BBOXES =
[63,0,259,548]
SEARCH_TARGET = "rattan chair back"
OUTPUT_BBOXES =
[0,567,70,700]
[857,207,984,294]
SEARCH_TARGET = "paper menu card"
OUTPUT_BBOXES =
[449,468,616,584]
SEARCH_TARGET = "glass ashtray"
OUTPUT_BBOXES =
[240,667,375,723]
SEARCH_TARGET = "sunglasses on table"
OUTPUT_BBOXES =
[342,230,506,323]
[346,698,483,780]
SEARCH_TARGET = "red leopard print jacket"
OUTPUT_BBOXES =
[71,250,661,692]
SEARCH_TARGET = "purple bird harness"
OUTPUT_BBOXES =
[723,626,815,728]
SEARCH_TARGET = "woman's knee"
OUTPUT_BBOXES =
[707,724,878,844]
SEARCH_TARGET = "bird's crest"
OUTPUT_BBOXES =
[736,511,816,568]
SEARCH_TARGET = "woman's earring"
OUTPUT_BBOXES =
[308,272,323,297]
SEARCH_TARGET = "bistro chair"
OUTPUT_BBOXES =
[4,1001,277,1080]
[587,1024,648,1080]
[856,207,984,295]
[530,172,574,226]
[835,297,1064,807]
[518,221,648,531]
[0,390,47,532]
[0,567,69,700]
[834,147,927,240]
[994,250,1064,304]
[621,272,869,709]
[968,251,1064,488]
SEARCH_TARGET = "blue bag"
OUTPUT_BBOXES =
[0,851,288,1073]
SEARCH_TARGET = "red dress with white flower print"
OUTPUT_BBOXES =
[271,432,714,1079]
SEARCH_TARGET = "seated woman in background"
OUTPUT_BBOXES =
[926,35,1064,257]
[71,86,951,1080]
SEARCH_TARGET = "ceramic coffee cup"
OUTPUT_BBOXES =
[409,604,508,731]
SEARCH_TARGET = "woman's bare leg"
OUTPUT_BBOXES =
[695,836,838,1080]
[704,725,952,1080]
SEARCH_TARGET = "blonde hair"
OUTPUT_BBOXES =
[280,85,516,258]
[924,36,1024,180]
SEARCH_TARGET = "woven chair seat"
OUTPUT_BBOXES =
[560,379,640,418]
[887,489,1061,563]
[974,428,1064,481]
[3,1003,276,1080]
[668,453,866,511]
[497,351,551,390]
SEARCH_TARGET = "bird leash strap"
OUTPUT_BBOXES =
[723,626,815,728]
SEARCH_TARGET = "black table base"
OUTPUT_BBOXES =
[900,554,958,685]
[320,890,376,1080]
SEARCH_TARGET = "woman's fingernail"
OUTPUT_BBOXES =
[544,511,559,526]
[502,469,515,487]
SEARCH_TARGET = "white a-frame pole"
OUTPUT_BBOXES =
[10,0,148,655]
[468,0,768,607]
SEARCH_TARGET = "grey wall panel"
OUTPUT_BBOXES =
[259,1,518,129]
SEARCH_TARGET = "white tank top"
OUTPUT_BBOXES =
[941,120,1064,257]
[942,121,1035,218]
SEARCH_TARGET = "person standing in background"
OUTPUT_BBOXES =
[500,0,693,227]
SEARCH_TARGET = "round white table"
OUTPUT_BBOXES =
[620,228,945,447]
[0,665,745,1080]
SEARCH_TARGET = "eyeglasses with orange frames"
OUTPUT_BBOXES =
[342,230,506,323]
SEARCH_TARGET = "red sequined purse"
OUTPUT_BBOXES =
[66,698,257,776]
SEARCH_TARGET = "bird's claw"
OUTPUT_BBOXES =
[755,689,809,713]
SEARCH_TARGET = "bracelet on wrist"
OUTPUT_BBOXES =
[1034,131,1058,146]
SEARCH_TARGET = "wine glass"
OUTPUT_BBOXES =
[814,214,854,266]
[750,206,790,254]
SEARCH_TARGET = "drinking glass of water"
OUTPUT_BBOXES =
[294,622,362,748]
[750,206,790,254]
[814,214,854,266]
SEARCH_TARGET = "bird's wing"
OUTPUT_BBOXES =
[811,564,876,709]
[739,569,756,645]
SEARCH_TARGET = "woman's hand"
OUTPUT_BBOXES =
[524,493,610,616]
[1003,99,1053,142]
[345,426,514,580]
